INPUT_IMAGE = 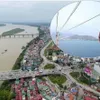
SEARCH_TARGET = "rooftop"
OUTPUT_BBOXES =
[47,45,60,51]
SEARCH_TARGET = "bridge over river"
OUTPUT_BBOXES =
[0,33,38,38]
[0,70,61,80]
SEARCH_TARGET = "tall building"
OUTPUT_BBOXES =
[93,63,100,80]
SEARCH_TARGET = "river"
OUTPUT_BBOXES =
[0,24,38,71]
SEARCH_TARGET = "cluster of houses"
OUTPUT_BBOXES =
[83,62,100,92]
[62,85,98,100]
[12,76,70,100]
[39,26,50,34]
[21,26,51,71]
[11,78,43,100]
[21,37,44,71]
[36,78,59,100]
[11,26,57,100]
[45,43,100,97]
[46,42,100,65]
[11,25,100,100]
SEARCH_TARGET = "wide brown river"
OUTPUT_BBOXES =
[0,24,38,71]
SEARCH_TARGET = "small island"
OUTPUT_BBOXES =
[2,28,25,36]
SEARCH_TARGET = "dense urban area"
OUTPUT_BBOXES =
[0,25,100,100]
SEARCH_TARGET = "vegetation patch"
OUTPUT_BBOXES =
[37,77,46,81]
[44,41,62,58]
[12,40,32,70]
[44,64,55,69]
[2,28,24,36]
[0,90,12,100]
[70,72,80,79]
[0,80,14,100]
[48,75,66,85]
[44,41,54,56]
[79,63,87,69]
[70,72,91,85]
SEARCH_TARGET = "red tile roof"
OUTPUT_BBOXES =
[48,45,60,51]
[84,96,98,100]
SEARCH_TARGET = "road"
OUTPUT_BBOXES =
[40,41,100,96]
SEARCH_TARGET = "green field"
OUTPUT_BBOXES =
[70,72,91,85]
[44,64,55,69]
[44,41,54,56]
[48,75,67,85]
[2,28,25,36]
[0,24,6,27]
[70,72,80,79]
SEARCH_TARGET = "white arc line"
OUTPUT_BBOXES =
[67,13,100,31]
[59,1,81,32]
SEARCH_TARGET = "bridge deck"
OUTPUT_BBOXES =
[0,33,39,38]
[0,70,61,80]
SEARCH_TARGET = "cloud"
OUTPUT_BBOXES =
[0,1,72,22]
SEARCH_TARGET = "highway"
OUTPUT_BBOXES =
[40,41,100,96]
[0,40,100,96]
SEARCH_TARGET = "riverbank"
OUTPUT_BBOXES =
[0,24,38,71]
[0,38,33,71]
[0,23,38,35]
[0,24,39,99]
[0,25,51,99]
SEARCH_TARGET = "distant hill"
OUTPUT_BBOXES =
[67,35,98,41]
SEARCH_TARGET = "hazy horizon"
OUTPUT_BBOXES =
[0,1,72,23]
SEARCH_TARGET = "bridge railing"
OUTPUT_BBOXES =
[0,70,35,80]
[0,33,39,38]
[0,70,62,80]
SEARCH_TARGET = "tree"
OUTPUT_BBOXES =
[64,86,67,90]
[8,92,16,100]
[79,63,86,69]
[71,82,77,87]
[59,84,63,88]
[0,90,10,100]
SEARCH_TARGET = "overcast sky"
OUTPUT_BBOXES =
[0,1,72,23]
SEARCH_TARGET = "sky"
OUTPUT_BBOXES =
[50,1,100,38]
[0,1,72,23]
